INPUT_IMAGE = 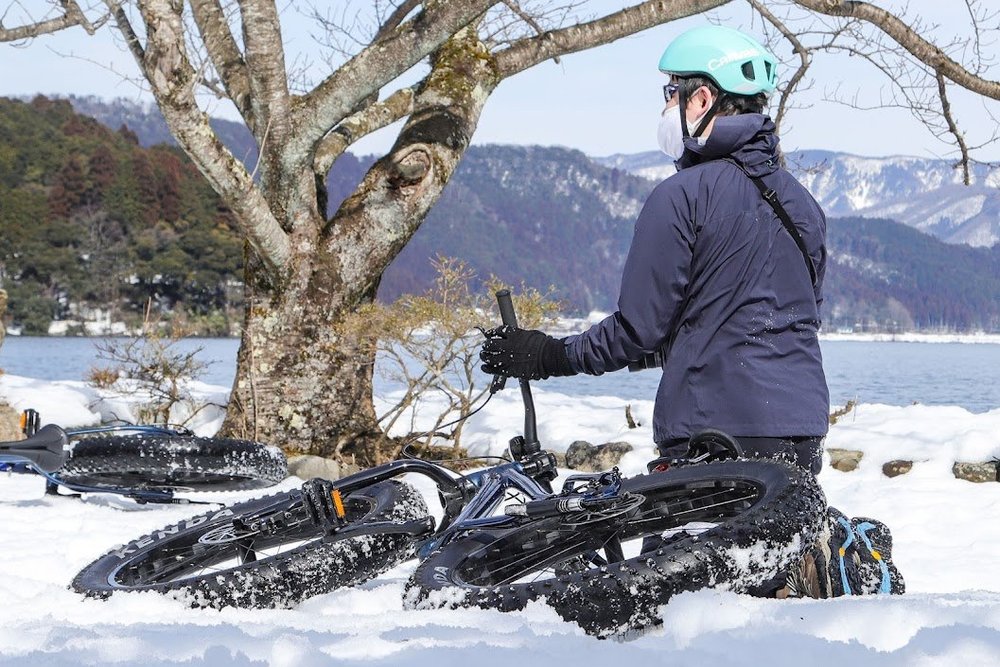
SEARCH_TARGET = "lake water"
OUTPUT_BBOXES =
[1,336,998,413]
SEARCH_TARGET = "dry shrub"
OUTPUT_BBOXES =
[829,399,857,425]
[89,301,212,426]
[86,366,119,389]
[340,256,561,463]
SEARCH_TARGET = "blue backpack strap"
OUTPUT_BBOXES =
[854,521,893,594]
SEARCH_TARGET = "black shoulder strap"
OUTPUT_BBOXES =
[721,158,817,286]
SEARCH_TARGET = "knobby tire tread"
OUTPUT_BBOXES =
[72,480,428,608]
[58,434,287,491]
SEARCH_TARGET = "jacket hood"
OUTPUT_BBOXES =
[676,113,779,177]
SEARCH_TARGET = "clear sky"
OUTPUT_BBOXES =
[1,1,998,161]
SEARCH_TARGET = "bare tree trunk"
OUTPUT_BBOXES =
[221,29,496,463]
[222,255,385,462]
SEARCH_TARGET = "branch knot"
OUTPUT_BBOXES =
[390,147,432,187]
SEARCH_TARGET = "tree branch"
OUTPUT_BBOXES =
[0,0,95,41]
[502,0,560,64]
[190,0,255,132]
[125,0,291,276]
[373,0,422,42]
[107,1,144,62]
[794,0,1000,100]
[747,0,811,135]
[322,28,496,301]
[237,0,292,146]
[493,0,729,79]
[294,0,497,156]
[315,87,416,178]
[937,71,971,185]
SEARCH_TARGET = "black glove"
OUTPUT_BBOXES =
[301,478,344,530]
[480,326,575,380]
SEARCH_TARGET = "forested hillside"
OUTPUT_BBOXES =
[380,144,648,311]
[2,96,998,334]
[825,217,1000,331]
[0,97,242,334]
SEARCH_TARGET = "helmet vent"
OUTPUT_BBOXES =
[764,61,773,81]
[741,61,755,81]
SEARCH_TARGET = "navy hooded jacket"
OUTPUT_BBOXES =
[564,113,830,442]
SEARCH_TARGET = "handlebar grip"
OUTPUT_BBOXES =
[496,289,519,329]
[490,290,519,393]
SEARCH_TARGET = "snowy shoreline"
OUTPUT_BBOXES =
[8,323,1000,346]
[820,331,1000,344]
[554,314,1000,345]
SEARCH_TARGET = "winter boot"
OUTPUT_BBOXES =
[780,508,839,599]
[828,509,905,596]
[849,516,905,595]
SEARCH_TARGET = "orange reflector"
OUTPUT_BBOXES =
[331,489,346,519]
[18,411,27,431]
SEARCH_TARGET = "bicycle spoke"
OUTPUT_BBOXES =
[585,549,608,567]
[627,489,756,528]
[479,538,593,586]
[116,513,321,585]
[669,492,756,518]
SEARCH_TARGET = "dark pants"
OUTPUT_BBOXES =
[656,435,824,475]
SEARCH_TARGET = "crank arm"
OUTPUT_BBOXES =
[323,516,436,542]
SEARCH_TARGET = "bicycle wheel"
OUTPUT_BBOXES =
[407,459,826,637]
[72,480,429,608]
[58,434,287,492]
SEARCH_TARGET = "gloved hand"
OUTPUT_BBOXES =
[480,326,575,380]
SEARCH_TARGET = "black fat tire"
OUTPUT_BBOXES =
[407,460,826,637]
[72,480,428,608]
[58,434,287,491]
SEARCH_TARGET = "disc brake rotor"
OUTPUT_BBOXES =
[197,523,261,545]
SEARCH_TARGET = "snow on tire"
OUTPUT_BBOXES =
[57,434,288,491]
[72,480,429,608]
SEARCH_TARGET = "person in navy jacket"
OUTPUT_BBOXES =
[482,25,829,474]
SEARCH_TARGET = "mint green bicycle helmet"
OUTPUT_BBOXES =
[658,25,778,95]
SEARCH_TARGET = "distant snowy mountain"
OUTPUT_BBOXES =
[21,95,998,330]
[595,149,1000,247]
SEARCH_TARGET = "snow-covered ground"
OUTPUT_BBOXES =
[1,374,998,666]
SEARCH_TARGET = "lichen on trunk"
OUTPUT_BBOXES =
[219,254,390,465]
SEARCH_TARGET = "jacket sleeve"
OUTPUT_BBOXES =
[564,179,696,375]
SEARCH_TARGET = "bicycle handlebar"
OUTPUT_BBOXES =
[494,290,540,455]
[497,289,519,328]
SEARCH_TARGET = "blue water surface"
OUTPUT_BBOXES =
[1,336,997,412]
